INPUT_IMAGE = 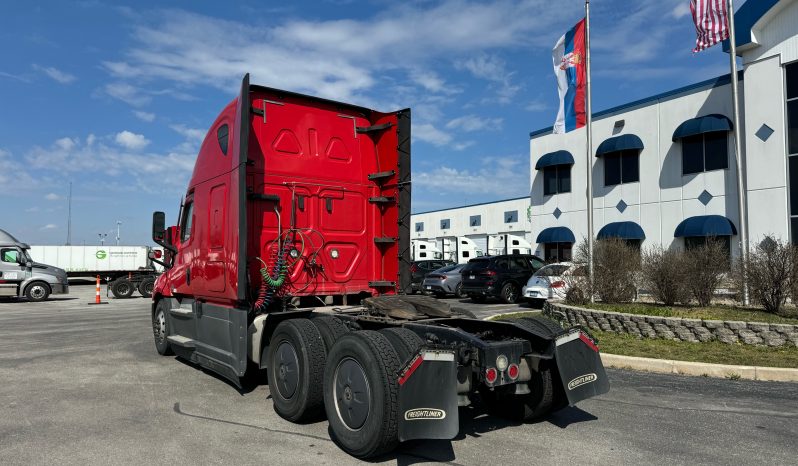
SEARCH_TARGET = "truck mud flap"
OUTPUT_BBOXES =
[397,349,458,442]
[554,331,610,405]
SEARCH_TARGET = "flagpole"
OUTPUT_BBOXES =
[585,0,594,300]
[726,0,749,305]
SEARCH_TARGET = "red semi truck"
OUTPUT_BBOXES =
[149,74,609,458]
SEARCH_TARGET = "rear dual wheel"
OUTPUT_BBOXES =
[324,331,405,458]
[267,319,327,422]
[111,279,134,299]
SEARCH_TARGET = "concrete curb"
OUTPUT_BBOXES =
[601,353,798,382]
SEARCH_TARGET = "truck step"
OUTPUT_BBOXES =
[167,335,196,348]
[367,170,396,182]
[368,196,396,204]
[369,280,396,288]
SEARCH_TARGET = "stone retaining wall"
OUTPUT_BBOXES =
[544,302,798,347]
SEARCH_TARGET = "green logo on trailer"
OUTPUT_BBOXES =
[96,250,107,259]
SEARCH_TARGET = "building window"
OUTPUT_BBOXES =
[603,150,639,186]
[788,61,798,244]
[415,222,424,232]
[470,215,481,227]
[681,132,728,175]
[543,243,572,262]
[543,166,571,195]
[440,219,450,229]
[504,210,518,223]
[684,236,731,256]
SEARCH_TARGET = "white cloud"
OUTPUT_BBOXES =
[101,2,573,105]
[115,131,151,150]
[40,224,57,230]
[413,123,452,147]
[24,134,196,195]
[55,137,77,151]
[103,82,151,106]
[525,99,550,112]
[45,193,60,201]
[455,54,520,103]
[32,64,76,84]
[446,115,503,132]
[170,124,205,143]
[414,155,529,198]
[134,110,156,122]
[25,206,40,212]
[0,71,31,83]
[671,2,691,19]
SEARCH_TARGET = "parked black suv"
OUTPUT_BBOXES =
[409,260,454,293]
[460,254,545,303]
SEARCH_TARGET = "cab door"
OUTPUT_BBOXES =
[0,248,25,295]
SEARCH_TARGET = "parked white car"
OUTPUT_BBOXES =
[522,262,584,307]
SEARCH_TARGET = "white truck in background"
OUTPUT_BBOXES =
[488,234,534,256]
[441,236,484,264]
[410,239,443,260]
[28,245,164,299]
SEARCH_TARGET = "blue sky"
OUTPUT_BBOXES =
[0,0,734,245]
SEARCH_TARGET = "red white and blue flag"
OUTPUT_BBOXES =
[691,0,730,53]
[552,18,586,134]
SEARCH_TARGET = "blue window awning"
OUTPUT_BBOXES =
[672,114,733,141]
[597,221,646,240]
[674,215,737,237]
[535,150,575,170]
[595,134,644,157]
[536,226,576,244]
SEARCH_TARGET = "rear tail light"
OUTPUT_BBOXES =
[485,367,498,384]
[551,280,565,288]
[508,364,520,380]
[482,270,497,277]
[154,250,163,259]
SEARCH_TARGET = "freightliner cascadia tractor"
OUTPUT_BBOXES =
[149,74,609,458]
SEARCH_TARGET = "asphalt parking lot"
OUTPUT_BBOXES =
[1,284,797,465]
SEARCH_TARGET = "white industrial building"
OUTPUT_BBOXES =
[529,0,798,262]
[411,197,532,257]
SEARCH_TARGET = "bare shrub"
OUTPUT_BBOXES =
[738,236,797,314]
[683,238,729,307]
[563,265,590,306]
[641,246,689,306]
[574,238,640,303]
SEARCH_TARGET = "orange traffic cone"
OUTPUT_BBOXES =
[88,275,108,305]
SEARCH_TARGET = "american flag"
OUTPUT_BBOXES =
[690,0,730,52]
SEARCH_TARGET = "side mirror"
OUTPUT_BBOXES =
[152,211,166,243]
[25,261,32,268]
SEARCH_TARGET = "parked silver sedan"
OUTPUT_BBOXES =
[422,263,467,298]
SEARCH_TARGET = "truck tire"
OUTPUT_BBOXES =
[25,281,50,302]
[311,315,350,353]
[267,319,327,422]
[500,282,519,304]
[520,316,563,336]
[138,277,156,298]
[378,327,424,363]
[111,278,135,299]
[152,300,173,356]
[324,331,401,458]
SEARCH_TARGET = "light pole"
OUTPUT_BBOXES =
[98,233,107,246]
[116,220,122,246]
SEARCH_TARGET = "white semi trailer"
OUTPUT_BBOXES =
[28,245,164,299]
[487,234,533,256]
[441,237,484,264]
[410,239,443,260]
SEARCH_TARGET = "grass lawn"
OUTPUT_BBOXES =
[580,302,798,325]
[491,311,798,368]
